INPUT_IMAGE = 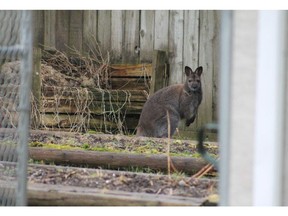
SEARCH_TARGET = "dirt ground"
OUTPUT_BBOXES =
[1,130,218,205]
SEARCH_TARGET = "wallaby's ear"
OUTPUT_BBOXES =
[195,66,203,76]
[185,66,193,76]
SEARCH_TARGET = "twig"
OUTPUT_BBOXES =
[191,163,214,179]
[167,110,171,178]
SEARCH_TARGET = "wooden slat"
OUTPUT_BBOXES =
[110,64,152,77]
[140,10,155,63]
[123,10,140,63]
[168,10,184,85]
[39,113,139,130]
[55,10,69,53]
[69,11,83,54]
[82,10,98,55]
[27,183,206,206]
[41,100,144,115]
[32,10,44,47]
[111,10,124,63]
[197,11,220,128]
[154,10,169,51]
[44,11,56,48]
[183,10,200,73]
[97,10,111,57]
[150,50,168,94]
[110,77,150,90]
[42,88,148,102]
[28,148,209,175]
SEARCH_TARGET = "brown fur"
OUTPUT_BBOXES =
[136,66,203,138]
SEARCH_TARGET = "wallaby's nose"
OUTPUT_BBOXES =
[191,83,199,91]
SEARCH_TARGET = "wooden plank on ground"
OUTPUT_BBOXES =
[27,182,206,206]
[28,147,209,174]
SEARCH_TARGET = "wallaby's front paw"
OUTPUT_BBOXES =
[185,120,191,127]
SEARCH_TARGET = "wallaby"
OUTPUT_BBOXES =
[136,66,203,138]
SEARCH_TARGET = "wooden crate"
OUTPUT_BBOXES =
[37,64,152,133]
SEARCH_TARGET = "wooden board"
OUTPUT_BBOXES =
[140,10,155,63]
[27,183,207,206]
[28,147,209,174]
[197,11,220,128]
[55,10,69,53]
[111,10,124,63]
[39,114,139,131]
[41,100,144,115]
[32,11,44,47]
[82,10,98,55]
[154,10,169,51]
[123,10,140,63]
[42,88,148,102]
[183,10,200,73]
[69,11,83,54]
[110,64,152,77]
[97,10,111,57]
[44,11,56,48]
[168,10,184,85]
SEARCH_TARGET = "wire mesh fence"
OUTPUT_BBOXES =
[0,10,32,206]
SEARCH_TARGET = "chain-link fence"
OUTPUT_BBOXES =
[0,10,33,206]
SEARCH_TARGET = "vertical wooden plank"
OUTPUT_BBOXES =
[212,11,220,124]
[32,10,44,48]
[183,10,200,79]
[44,10,56,49]
[69,10,83,54]
[32,48,42,128]
[150,50,168,95]
[111,10,124,63]
[140,10,155,63]
[83,10,98,55]
[197,10,219,128]
[97,10,111,58]
[154,10,169,51]
[123,10,140,64]
[55,10,69,53]
[168,10,184,85]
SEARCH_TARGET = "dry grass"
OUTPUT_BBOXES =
[31,36,133,134]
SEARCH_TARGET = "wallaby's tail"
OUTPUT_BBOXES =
[135,125,142,136]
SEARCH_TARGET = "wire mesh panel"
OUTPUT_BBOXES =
[0,10,32,206]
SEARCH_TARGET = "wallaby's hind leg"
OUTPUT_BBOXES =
[155,114,179,138]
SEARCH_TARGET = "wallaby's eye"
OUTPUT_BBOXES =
[188,80,192,83]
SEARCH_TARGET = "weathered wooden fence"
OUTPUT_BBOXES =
[32,10,220,134]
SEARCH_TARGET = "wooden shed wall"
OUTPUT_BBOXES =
[32,10,220,131]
